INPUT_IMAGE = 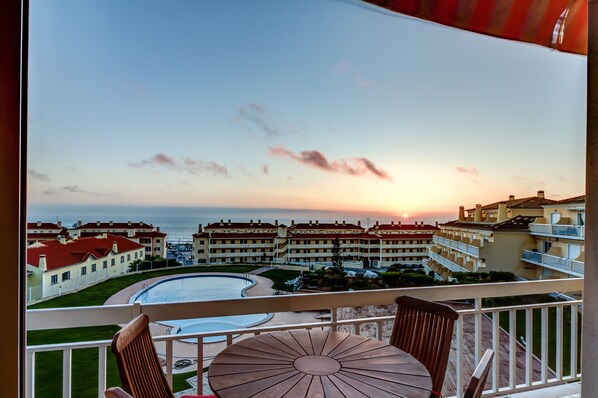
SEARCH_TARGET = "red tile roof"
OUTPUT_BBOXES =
[79,231,166,239]
[289,223,364,231]
[196,232,277,239]
[27,222,65,230]
[441,215,537,231]
[552,195,585,205]
[27,233,68,242]
[205,221,277,229]
[135,231,167,238]
[77,221,154,229]
[288,233,370,239]
[27,234,144,271]
[466,196,557,212]
[370,223,439,231]
[375,233,435,239]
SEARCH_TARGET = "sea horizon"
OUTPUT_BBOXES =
[27,204,455,241]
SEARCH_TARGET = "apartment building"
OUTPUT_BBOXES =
[26,221,69,245]
[192,219,285,263]
[72,220,167,259]
[286,220,366,267]
[366,221,438,268]
[521,195,585,278]
[426,191,556,281]
[191,219,437,268]
[26,234,145,301]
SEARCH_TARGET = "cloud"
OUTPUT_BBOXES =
[333,60,373,89]
[62,185,99,195]
[236,165,257,181]
[66,166,82,174]
[455,166,480,176]
[269,145,393,181]
[28,169,49,182]
[43,188,57,195]
[262,164,269,175]
[232,103,281,138]
[129,153,228,177]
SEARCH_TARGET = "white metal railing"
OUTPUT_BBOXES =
[26,279,583,398]
[433,235,480,257]
[529,224,585,239]
[427,248,471,273]
[521,250,584,276]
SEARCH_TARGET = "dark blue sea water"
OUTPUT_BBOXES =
[27,204,452,242]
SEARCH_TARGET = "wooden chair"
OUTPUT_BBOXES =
[106,314,215,398]
[464,349,494,398]
[390,296,459,397]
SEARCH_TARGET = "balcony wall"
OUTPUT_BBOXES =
[529,224,585,240]
[521,250,584,277]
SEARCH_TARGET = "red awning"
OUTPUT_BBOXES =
[363,0,587,55]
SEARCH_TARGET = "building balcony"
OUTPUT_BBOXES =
[433,235,480,257]
[208,243,273,249]
[521,250,584,277]
[427,248,478,273]
[26,279,583,398]
[529,224,585,240]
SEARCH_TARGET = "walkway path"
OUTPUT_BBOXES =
[247,266,273,275]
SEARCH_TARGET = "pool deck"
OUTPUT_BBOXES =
[104,272,324,373]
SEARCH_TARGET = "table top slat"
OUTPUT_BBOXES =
[289,330,315,356]
[341,368,433,386]
[305,376,325,398]
[210,368,296,390]
[326,374,369,398]
[236,338,299,360]
[250,372,307,398]
[208,363,294,377]
[308,330,329,356]
[210,353,293,365]
[251,334,304,358]
[335,370,431,397]
[319,331,350,356]
[266,331,310,357]
[335,344,413,362]
[214,370,301,398]
[320,375,345,398]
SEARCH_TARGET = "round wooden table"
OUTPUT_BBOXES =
[208,329,432,397]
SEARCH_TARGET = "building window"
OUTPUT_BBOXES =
[61,271,70,281]
[156,239,161,243]
[120,256,124,263]
[81,267,87,276]
[50,275,58,285]
[91,264,96,272]
[103,260,108,269]
[111,259,116,266]
[134,252,137,259]
[127,254,130,261]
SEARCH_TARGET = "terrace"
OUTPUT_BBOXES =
[26,277,583,397]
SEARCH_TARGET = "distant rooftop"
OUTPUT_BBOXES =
[442,215,537,231]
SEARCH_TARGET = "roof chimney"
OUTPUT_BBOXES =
[315,220,319,225]
[128,221,131,226]
[398,221,401,225]
[435,221,439,227]
[357,220,361,226]
[458,206,465,221]
[335,220,338,225]
[96,221,100,226]
[375,221,379,226]
[275,220,278,226]
[59,236,66,244]
[112,241,118,253]
[228,219,231,225]
[156,226,160,232]
[198,224,203,233]
[39,254,47,271]
[127,229,135,238]
[474,204,483,222]
[258,219,261,225]
[250,219,253,225]
[497,201,508,222]
[109,220,113,226]
[36,221,41,226]
[77,220,82,227]
[342,220,345,225]
[537,190,545,199]
[291,220,295,226]
[508,195,515,201]
[57,221,62,228]
[391,221,394,225]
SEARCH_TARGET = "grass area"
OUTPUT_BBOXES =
[494,295,582,377]
[259,269,301,292]
[28,264,261,396]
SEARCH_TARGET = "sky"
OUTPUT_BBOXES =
[27,0,587,220]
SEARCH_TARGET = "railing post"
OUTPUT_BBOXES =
[26,351,34,398]
[197,337,204,396]
[330,307,338,331]
[98,346,106,398]
[509,310,516,389]
[525,308,533,386]
[571,304,579,378]
[62,349,72,398]
[455,317,463,398]
[556,305,563,380]
[541,307,548,383]
[474,298,482,364]
[491,311,499,393]
[166,340,173,387]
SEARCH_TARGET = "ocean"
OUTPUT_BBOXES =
[27,204,453,242]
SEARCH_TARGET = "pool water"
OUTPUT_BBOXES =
[131,275,270,342]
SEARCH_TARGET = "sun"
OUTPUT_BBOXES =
[402,213,409,218]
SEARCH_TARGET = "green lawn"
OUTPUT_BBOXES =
[28,265,261,396]
[259,269,301,292]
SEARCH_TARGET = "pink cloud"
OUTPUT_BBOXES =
[455,166,480,176]
[129,154,228,177]
[269,146,392,181]
[262,164,269,174]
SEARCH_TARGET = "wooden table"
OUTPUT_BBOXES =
[208,329,432,397]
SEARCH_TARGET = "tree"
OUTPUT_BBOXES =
[331,237,344,272]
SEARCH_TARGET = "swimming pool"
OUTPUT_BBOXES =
[131,275,271,342]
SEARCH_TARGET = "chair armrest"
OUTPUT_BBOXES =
[105,387,133,398]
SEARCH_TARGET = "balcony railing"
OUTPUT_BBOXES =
[529,224,585,239]
[433,235,480,257]
[26,279,583,398]
[522,250,584,276]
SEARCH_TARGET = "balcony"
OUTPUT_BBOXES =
[521,250,584,277]
[529,224,585,240]
[427,247,478,273]
[433,235,480,257]
[26,279,583,398]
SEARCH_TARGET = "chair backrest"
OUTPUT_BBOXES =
[464,349,494,398]
[111,314,175,398]
[390,296,459,396]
